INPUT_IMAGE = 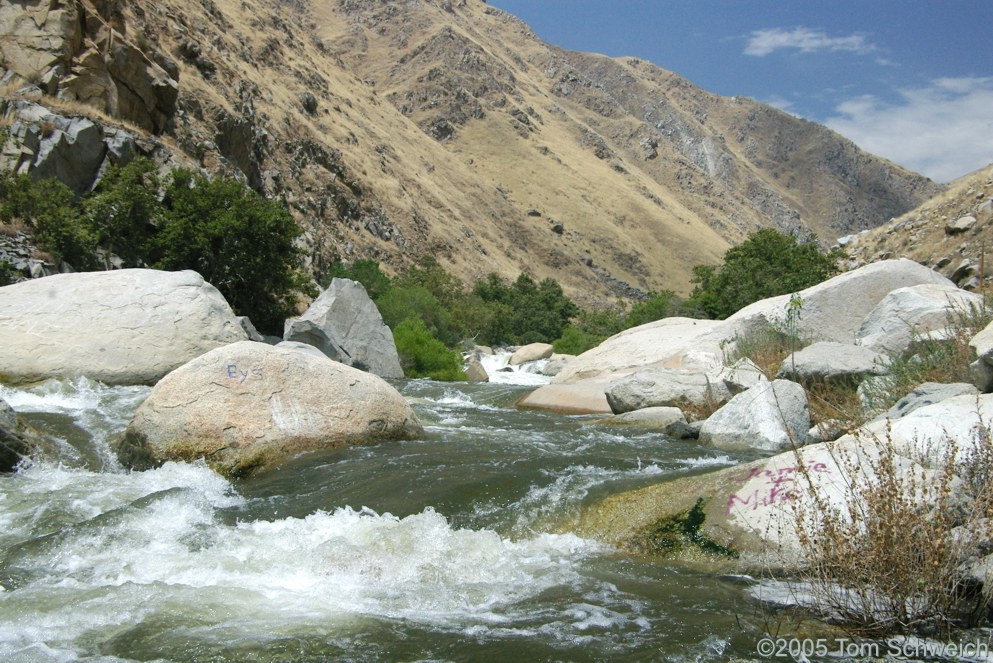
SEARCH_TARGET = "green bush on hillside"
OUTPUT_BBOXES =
[82,158,162,267]
[0,172,98,269]
[392,317,467,381]
[686,228,842,319]
[152,169,309,333]
[0,163,311,334]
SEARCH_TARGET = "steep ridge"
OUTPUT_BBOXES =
[0,0,944,303]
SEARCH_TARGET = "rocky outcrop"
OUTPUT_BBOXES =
[699,380,810,451]
[0,269,247,384]
[283,278,403,379]
[0,98,179,196]
[118,341,423,478]
[0,0,178,133]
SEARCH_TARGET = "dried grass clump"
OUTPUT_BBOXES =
[788,421,993,636]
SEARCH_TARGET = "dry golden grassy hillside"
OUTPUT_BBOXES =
[3,0,945,304]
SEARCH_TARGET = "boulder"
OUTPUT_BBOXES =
[699,380,810,451]
[517,383,611,415]
[283,278,403,379]
[523,261,950,415]
[540,354,573,377]
[509,342,555,365]
[971,321,993,392]
[776,341,887,383]
[1,398,24,472]
[0,269,248,385]
[605,368,731,414]
[118,341,423,478]
[856,283,983,354]
[946,215,977,234]
[577,394,993,566]
[464,356,489,383]
[597,406,686,430]
[875,381,979,422]
[727,259,954,345]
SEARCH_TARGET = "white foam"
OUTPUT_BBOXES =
[477,353,552,386]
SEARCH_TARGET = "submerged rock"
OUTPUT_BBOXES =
[0,269,247,385]
[119,342,423,478]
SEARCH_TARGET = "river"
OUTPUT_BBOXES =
[0,360,786,662]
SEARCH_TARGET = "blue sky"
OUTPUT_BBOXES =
[489,1,993,183]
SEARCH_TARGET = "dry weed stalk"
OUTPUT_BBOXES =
[787,418,993,637]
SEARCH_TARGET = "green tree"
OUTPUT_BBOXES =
[153,169,307,333]
[0,172,97,269]
[624,290,682,328]
[325,259,392,300]
[392,318,467,381]
[81,158,162,267]
[686,228,841,319]
[473,273,578,345]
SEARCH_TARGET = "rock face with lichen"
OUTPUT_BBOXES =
[118,341,423,478]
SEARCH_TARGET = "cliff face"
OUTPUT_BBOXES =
[0,0,944,302]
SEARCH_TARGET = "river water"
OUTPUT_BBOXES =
[0,361,786,662]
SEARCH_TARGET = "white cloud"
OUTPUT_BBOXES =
[824,77,993,182]
[745,27,875,57]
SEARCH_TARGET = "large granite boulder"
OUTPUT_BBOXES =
[605,368,731,414]
[0,269,248,385]
[856,283,982,354]
[699,380,810,451]
[521,260,951,415]
[776,341,887,383]
[283,278,403,379]
[509,343,554,366]
[118,342,423,478]
[576,393,993,568]
[726,259,954,346]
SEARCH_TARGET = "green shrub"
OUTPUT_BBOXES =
[0,259,16,286]
[153,169,308,333]
[624,290,685,328]
[376,284,459,346]
[81,158,162,267]
[325,258,392,300]
[392,318,466,381]
[473,273,578,345]
[687,228,842,319]
[0,172,98,269]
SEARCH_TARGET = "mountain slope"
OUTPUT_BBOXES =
[0,0,944,303]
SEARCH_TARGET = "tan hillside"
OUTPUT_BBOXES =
[0,0,944,304]
[843,164,993,290]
